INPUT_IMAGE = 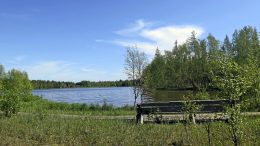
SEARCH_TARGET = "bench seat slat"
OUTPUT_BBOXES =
[141,99,233,107]
[141,105,226,113]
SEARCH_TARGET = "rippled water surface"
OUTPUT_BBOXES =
[33,87,193,107]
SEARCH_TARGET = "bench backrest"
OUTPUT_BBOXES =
[137,99,236,114]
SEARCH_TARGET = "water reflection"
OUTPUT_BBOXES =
[143,90,193,102]
[33,87,196,107]
[33,87,137,107]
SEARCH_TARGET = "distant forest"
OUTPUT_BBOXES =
[31,80,132,89]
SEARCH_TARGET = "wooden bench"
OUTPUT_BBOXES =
[136,99,237,124]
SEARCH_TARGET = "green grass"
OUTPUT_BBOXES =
[1,96,259,145]
[0,96,259,145]
[0,114,259,146]
[20,96,135,116]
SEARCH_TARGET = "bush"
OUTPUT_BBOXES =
[0,93,19,117]
[0,69,32,117]
[194,91,210,100]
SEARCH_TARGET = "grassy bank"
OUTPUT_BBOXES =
[20,96,135,116]
[1,96,259,145]
[0,114,259,145]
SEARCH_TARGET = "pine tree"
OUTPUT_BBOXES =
[222,35,232,56]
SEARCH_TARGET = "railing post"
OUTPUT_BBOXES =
[136,104,143,124]
[140,114,144,124]
[192,114,196,124]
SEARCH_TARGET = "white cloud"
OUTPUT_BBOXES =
[25,61,74,81]
[141,25,204,48]
[115,19,151,36]
[112,40,157,55]
[110,20,204,55]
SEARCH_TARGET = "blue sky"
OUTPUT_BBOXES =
[1,0,260,82]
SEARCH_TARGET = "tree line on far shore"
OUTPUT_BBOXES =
[31,79,133,89]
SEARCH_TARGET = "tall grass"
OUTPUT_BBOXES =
[0,114,259,145]
[20,96,135,116]
[1,96,259,145]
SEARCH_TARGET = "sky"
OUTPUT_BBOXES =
[1,0,260,82]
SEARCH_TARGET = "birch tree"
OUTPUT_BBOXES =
[125,46,148,106]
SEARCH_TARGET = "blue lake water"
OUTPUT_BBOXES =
[33,87,139,107]
[32,87,192,107]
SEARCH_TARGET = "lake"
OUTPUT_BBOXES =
[32,87,193,107]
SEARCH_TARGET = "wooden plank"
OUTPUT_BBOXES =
[141,106,183,113]
[140,99,234,107]
[193,100,231,105]
[140,102,183,107]
[138,99,235,114]
[141,105,226,113]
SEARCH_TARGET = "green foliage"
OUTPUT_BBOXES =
[0,64,4,78]
[0,91,19,117]
[20,95,135,116]
[0,66,32,117]
[194,91,210,100]
[232,26,260,65]
[182,97,201,115]
[211,56,253,100]
[35,106,47,120]
[143,32,212,91]
[143,26,260,102]
[210,55,257,146]
[226,105,244,146]
[222,35,232,55]
[145,49,166,89]
[0,114,259,145]
[182,95,201,124]
[0,64,4,101]
[243,64,260,111]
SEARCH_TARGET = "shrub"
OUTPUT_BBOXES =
[194,91,210,100]
[0,69,32,117]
